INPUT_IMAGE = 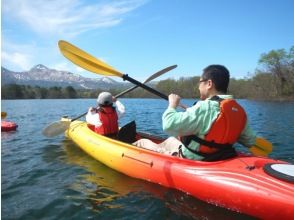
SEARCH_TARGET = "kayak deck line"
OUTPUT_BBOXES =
[122,153,154,167]
[64,119,294,219]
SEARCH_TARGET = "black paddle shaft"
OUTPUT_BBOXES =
[71,112,88,122]
[122,74,168,100]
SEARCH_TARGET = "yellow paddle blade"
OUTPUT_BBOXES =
[42,121,71,137]
[249,137,273,156]
[249,146,269,157]
[58,40,123,77]
[1,112,7,119]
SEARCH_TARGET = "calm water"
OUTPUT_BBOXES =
[1,98,294,220]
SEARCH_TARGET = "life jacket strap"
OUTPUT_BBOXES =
[182,135,233,149]
[182,141,237,162]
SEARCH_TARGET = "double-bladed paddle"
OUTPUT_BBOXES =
[42,65,177,137]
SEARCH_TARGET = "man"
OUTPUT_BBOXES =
[86,92,125,137]
[162,65,256,161]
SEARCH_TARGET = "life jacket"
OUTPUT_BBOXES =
[181,96,247,161]
[94,106,119,136]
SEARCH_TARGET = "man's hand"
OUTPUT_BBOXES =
[168,94,181,108]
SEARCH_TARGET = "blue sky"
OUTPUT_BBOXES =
[2,0,294,82]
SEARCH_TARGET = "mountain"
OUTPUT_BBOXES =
[1,64,128,90]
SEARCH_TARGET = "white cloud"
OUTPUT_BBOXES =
[1,0,147,73]
[2,0,147,37]
[1,51,33,71]
[1,40,37,71]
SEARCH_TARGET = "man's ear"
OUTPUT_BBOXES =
[207,79,213,89]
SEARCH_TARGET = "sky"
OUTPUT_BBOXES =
[1,0,294,82]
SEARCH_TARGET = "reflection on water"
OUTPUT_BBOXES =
[1,99,292,219]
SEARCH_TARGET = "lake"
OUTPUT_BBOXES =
[1,98,294,219]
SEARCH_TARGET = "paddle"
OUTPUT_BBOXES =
[58,40,187,109]
[249,137,273,156]
[1,112,7,119]
[42,65,177,137]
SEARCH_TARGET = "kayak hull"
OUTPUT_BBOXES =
[66,120,294,219]
[1,121,18,132]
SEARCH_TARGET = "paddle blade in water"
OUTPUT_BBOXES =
[249,137,273,156]
[42,121,71,137]
[58,40,122,77]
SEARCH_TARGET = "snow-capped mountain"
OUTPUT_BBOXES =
[1,64,127,90]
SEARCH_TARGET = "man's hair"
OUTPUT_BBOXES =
[202,65,230,93]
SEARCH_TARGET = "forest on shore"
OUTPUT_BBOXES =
[2,46,294,101]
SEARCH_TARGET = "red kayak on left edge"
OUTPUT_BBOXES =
[1,121,18,132]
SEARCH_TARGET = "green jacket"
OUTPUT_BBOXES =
[162,95,256,160]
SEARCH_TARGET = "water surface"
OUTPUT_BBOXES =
[2,98,293,219]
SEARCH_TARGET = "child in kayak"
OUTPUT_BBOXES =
[86,92,125,138]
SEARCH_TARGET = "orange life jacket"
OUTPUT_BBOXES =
[199,98,247,154]
[181,97,247,160]
[94,106,119,136]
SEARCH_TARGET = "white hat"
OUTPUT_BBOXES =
[97,92,113,106]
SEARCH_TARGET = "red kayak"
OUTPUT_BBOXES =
[1,121,18,132]
[64,120,294,219]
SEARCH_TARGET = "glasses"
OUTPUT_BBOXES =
[199,79,208,83]
[198,79,209,86]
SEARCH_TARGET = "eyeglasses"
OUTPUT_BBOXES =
[198,79,209,86]
[199,79,208,83]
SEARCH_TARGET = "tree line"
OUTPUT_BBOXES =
[2,46,293,101]
[1,85,122,100]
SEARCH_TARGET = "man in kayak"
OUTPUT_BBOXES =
[162,65,256,161]
[86,92,125,138]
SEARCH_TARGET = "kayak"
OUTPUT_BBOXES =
[65,119,294,219]
[1,121,18,132]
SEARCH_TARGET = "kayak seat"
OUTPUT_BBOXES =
[88,121,137,144]
[117,121,137,144]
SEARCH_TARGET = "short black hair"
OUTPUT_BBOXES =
[202,65,230,93]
